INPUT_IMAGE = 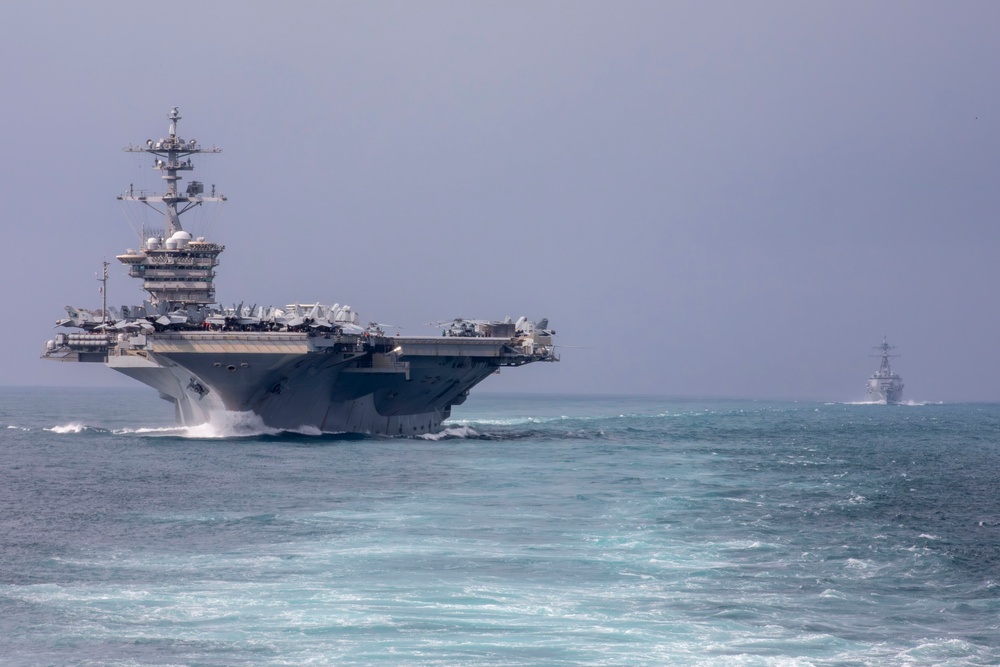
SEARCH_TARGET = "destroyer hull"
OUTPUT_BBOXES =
[100,332,534,434]
[867,379,903,405]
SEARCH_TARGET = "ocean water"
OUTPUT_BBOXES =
[1,388,998,666]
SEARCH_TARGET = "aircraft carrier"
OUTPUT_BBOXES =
[866,337,904,404]
[41,108,557,434]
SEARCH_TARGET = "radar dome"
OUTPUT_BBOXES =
[169,230,192,249]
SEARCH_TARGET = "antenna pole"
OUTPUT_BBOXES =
[99,260,109,326]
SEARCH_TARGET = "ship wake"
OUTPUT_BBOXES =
[838,400,940,407]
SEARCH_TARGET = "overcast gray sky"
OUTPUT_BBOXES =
[3,1,999,401]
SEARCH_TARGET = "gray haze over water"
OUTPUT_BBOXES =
[3,1,998,401]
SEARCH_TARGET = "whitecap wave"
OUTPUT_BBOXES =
[418,425,480,440]
[844,558,875,572]
[45,422,87,434]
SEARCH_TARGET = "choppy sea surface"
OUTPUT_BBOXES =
[1,387,999,666]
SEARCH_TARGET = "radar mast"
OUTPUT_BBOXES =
[871,336,898,376]
[115,107,227,306]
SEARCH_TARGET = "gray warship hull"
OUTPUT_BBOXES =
[866,378,903,405]
[41,108,557,432]
[49,331,548,435]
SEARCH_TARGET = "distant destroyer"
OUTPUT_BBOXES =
[866,337,904,404]
[42,108,558,434]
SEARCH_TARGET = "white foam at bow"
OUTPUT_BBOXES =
[182,410,282,438]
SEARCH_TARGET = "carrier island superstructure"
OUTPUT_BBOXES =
[41,108,557,434]
[866,337,904,405]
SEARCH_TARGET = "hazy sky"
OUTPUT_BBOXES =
[3,1,999,401]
